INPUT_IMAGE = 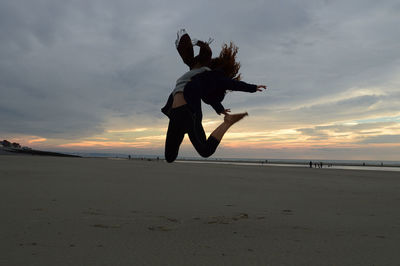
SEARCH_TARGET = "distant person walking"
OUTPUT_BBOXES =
[162,29,267,163]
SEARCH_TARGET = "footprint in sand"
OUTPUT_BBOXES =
[206,213,249,224]
[282,209,294,215]
[83,211,103,216]
[91,224,121,229]
[159,216,179,223]
[232,213,249,220]
[148,225,172,232]
[19,243,38,247]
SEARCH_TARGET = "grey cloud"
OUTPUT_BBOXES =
[236,0,400,109]
[296,121,399,142]
[1,0,400,147]
[314,122,398,133]
[358,135,400,144]
[296,128,330,140]
[0,1,72,55]
[241,92,399,131]
[280,95,384,124]
[0,84,104,138]
[0,0,180,138]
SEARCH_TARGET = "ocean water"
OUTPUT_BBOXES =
[177,157,400,172]
[176,160,400,172]
[64,152,400,172]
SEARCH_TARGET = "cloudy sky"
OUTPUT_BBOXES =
[1,0,399,160]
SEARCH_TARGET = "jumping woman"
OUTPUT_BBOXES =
[162,29,267,163]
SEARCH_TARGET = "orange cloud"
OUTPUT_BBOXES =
[107,128,148,133]
[59,140,152,149]
[28,138,47,144]
[3,136,47,146]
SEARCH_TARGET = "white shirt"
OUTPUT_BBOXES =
[172,67,210,96]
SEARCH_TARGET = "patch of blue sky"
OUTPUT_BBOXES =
[355,115,400,124]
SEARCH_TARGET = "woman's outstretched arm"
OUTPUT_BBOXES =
[217,75,267,94]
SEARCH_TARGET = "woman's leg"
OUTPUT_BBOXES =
[164,107,186,163]
[187,113,219,158]
[188,112,248,158]
[209,113,248,141]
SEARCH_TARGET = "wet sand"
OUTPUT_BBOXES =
[1,155,399,266]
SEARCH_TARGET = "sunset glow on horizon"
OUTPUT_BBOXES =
[6,111,400,160]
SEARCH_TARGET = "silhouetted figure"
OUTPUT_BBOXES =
[309,161,312,168]
[162,29,267,163]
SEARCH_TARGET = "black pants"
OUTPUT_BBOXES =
[165,105,220,163]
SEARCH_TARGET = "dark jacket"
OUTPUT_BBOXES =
[161,70,257,120]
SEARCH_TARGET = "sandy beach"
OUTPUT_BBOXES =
[1,155,399,266]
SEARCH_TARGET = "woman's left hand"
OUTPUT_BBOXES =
[221,109,231,115]
[256,85,267,91]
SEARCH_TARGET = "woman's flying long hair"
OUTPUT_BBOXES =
[209,42,241,81]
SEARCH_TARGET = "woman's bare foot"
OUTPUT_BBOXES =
[210,112,248,141]
[224,112,248,125]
